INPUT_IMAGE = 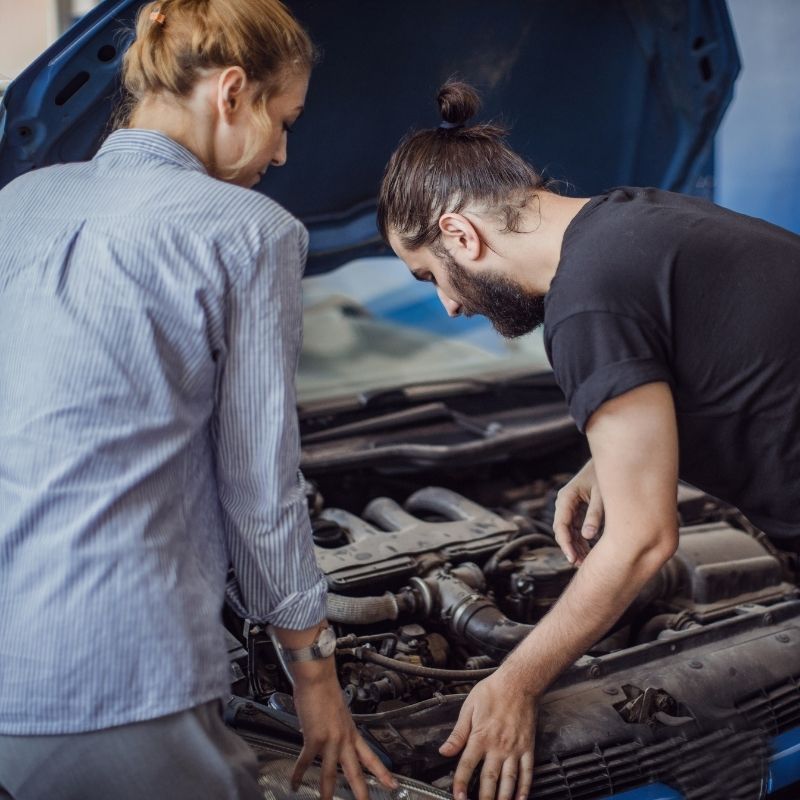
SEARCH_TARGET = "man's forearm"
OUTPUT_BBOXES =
[501,529,674,696]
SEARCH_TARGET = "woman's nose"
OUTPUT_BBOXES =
[437,286,462,317]
[271,138,288,167]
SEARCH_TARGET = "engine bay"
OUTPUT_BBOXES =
[225,446,800,797]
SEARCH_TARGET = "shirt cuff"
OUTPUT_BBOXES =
[569,357,673,433]
[225,571,328,630]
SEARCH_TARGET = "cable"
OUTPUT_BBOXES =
[338,647,496,680]
[351,692,469,723]
[483,532,558,576]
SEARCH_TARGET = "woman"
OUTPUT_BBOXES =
[0,2,394,799]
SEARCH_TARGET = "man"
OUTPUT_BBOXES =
[377,80,800,800]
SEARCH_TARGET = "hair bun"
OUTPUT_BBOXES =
[437,81,481,127]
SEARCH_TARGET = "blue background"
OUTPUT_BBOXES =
[716,0,800,233]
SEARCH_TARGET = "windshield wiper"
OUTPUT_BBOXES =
[302,401,502,444]
[356,370,556,410]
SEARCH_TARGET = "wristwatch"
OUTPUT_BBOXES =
[281,623,337,663]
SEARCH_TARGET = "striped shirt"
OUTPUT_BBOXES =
[0,129,327,734]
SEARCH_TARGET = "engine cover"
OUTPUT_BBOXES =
[314,487,516,591]
[659,522,792,611]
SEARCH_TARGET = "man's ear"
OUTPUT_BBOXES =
[218,66,248,123]
[438,213,482,262]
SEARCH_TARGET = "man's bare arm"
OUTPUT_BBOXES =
[442,381,680,800]
[505,381,679,693]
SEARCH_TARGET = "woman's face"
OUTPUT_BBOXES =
[218,70,309,188]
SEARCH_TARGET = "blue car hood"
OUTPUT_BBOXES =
[0,0,739,274]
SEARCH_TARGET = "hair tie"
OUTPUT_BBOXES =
[150,8,166,25]
[439,121,464,130]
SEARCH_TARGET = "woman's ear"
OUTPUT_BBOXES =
[439,212,482,262]
[217,66,248,123]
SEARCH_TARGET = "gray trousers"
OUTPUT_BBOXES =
[0,701,264,800]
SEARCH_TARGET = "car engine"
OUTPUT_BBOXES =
[226,462,800,796]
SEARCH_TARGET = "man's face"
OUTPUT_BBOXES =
[389,233,545,339]
[439,247,545,339]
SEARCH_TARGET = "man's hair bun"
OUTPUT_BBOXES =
[437,81,481,127]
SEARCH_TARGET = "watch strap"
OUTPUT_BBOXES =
[281,624,336,663]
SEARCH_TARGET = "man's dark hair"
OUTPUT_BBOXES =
[377,81,547,252]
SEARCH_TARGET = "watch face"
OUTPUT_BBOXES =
[318,627,337,658]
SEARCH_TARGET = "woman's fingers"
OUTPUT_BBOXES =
[319,743,340,800]
[292,734,398,799]
[290,744,316,792]
[355,734,397,790]
[339,746,370,800]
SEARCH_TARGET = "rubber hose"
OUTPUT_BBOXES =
[462,605,534,657]
[345,649,496,680]
[351,693,469,723]
[484,533,559,576]
[326,592,400,625]
[637,613,681,643]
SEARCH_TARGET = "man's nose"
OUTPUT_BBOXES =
[437,287,462,317]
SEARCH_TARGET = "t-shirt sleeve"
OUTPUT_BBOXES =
[546,310,673,433]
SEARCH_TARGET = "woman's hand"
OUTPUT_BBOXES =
[439,671,537,800]
[553,458,604,565]
[290,660,398,800]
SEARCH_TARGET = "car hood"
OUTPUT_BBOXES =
[0,0,738,275]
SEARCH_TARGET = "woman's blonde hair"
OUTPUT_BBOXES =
[119,0,317,174]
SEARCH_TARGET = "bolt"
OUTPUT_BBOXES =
[603,686,619,696]
[589,663,602,679]
[689,660,703,669]
[777,634,790,643]
[762,613,774,626]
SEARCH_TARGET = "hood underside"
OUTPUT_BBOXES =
[0,0,739,274]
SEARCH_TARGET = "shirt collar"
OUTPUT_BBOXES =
[95,129,208,175]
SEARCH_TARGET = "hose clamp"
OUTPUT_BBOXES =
[409,576,434,617]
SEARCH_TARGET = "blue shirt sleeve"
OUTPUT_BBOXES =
[213,218,327,629]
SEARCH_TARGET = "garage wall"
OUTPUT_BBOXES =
[0,0,57,81]
[716,0,800,233]
[0,0,98,81]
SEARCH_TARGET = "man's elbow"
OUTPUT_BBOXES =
[606,517,678,577]
[635,524,679,574]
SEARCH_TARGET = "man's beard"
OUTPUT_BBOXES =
[442,250,546,339]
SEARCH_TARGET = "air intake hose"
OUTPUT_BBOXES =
[418,564,534,660]
[326,591,410,625]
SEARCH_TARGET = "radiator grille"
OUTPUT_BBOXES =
[532,727,767,800]
[736,674,800,737]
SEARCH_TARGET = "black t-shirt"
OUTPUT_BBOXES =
[544,187,800,539]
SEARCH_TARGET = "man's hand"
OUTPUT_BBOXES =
[290,664,398,799]
[553,458,604,565]
[439,671,536,800]
[437,382,680,800]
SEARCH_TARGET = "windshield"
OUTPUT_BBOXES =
[298,257,552,403]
